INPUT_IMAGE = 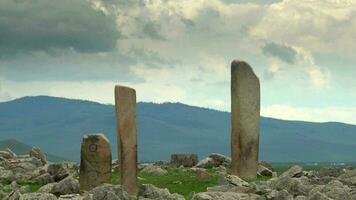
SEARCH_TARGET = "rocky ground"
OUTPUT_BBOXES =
[0,148,355,200]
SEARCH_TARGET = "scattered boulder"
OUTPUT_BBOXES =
[280,165,303,178]
[85,184,128,200]
[141,164,168,176]
[0,169,15,184]
[196,154,231,168]
[38,177,80,197]
[4,190,21,200]
[171,154,198,167]
[139,184,185,200]
[47,163,69,182]
[0,151,14,160]
[29,147,47,165]
[34,173,54,185]
[20,193,57,200]
[192,192,263,200]
[51,177,80,196]
[258,165,273,177]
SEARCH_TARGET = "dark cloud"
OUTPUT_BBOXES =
[0,0,120,56]
[262,42,297,64]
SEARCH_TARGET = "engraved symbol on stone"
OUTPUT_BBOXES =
[89,144,98,152]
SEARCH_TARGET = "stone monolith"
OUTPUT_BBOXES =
[79,134,112,191]
[231,60,260,179]
[115,85,137,196]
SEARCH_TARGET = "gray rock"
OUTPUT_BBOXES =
[19,193,57,200]
[34,173,54,185]
[51,177,80,196]
[0,169,15,184]
[58,194,83,200]
[308,191,332,200]
[47,163,69,182]
[258,165,273,177]
[192,192,263,200]
[139,184,185,200]
[87,184,128,200]
[280,165,304,178]
[141,165,168,176]
[266,190,292,200]
[0,151,14,159]
[171,154,198,167]
[29,147,47,165]
[196,154,231,168]
[269,176,310,196]
[4,191,21,200]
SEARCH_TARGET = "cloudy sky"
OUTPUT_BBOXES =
[0,0,355,124]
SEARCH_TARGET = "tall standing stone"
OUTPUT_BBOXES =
[115,85,137,196]
[79,134,112,191]
[231,60,260,179]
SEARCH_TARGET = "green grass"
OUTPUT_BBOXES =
[112,168,220,199]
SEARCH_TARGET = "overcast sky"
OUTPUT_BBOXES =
[0,0,355,124]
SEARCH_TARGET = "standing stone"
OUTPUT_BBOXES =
[115,85,137,196]
[79,134,112,191]
[231,60,260,179]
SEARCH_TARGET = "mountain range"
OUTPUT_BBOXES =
[0,96,355,162]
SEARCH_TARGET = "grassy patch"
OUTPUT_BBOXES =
[112,168,220,199]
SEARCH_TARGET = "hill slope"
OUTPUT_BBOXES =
[0,96,355,162]
[0,139,69,162]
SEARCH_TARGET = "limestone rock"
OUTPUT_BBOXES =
[196,154,231,168]
[0,169,15,184]
[141,164,168,176]
[19,193,57,200]
[280,165,303,178]
[192,192,263,200]
[115,85,138,196]
[139,184,185,200]
[4,190,21,200]
[47,163,69,182]
[79,134,112,191]
[51,177,80,196]
[34,173,54,185]
[29,147,47,165]
[231,60,260,179]
[86,184,129,200]
[58,194,83,200]
[171,154,198,167]
[258,165,273,177]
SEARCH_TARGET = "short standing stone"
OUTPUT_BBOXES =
[115,85,138,196]
[231,60,260,179]
[79,134,112,191]
[30,147,47,165]
[170,154,198,167]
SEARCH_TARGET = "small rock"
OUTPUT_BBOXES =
[280,165,303,178]
[34,173,55,185]
[87,184,128,200]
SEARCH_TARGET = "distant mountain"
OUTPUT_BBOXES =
[0,96,355,162]
[0,139,69,162]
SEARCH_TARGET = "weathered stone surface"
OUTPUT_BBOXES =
[85,184,129,200]
[139,184,185,200]
[79,134,112,191]
[171,154,198,167]
[195,153,231,168]
[192,192,263,200]
[115,85,138,196]
[231,60,260,179]
[141,164,168,176]
[19,193,57,200]
[29,147,47,165]
[47,163,69,182]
